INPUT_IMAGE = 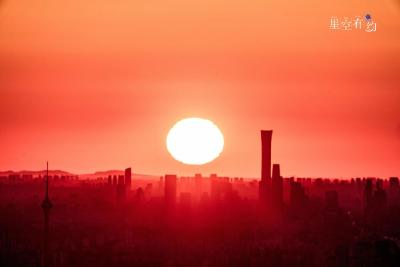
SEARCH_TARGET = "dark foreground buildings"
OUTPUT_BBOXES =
[0,131,399,267]
[40,162,52,267]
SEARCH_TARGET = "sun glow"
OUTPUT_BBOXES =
[166,118,224,165]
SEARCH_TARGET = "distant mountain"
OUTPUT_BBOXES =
[0,170,74,176]
[83,170,160,180]
[0,169,160,180]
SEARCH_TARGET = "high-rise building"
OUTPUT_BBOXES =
[259,130,273,202]
[271,164,283,208]
[165,174,177,205]
[261,130,272,180]
[125,167,132,188]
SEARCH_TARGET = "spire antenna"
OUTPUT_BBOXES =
[41,161,52,210]
[45,161,49,199]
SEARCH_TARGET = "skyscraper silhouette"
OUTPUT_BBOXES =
[271,163,283,209]
[41,162,52,267]
[164,174,177,205]
[261,130,272,180]
[259,130,272,202]
[125,167,132,188]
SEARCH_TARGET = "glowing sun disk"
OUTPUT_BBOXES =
[166,118,224,165]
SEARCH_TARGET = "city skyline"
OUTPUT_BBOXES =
[1,1,399,266]
[1,1,399,177]
[1,128,397,180]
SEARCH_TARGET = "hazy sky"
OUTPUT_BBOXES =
[1,0,399,178]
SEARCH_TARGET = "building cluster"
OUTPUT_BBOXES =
[0,130,399,267]
[105,168,131,200]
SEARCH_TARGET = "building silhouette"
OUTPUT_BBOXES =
[261,130,272,180]
[41,162,53,267]
[125,167,132,188]
[271,164,283,209]
[259,130,272,202]
[164,174,177,205]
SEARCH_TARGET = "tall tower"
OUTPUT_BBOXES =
[41,162,52,267]
[164,174,177,205]
[261,130,273,180]
[271,164,283,209]
[259,130,273,202]
[125,167,132,188]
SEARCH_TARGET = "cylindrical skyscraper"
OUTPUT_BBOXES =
[260,130,273,202]
[261,130,272,180]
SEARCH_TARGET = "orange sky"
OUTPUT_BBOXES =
[1,0,399,178]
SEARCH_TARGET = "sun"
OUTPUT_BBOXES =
[166,118,224,165]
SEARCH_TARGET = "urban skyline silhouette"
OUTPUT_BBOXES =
[1,1,399,266]
[1,129,399,266]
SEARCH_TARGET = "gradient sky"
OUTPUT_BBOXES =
[1,0,399,178]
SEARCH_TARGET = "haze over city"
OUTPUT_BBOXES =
[1,1,400,266]
[1,0,399,177]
